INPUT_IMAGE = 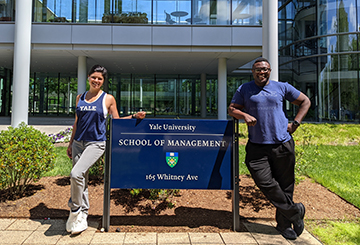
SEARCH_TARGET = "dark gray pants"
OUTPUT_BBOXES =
[245,138,299,227]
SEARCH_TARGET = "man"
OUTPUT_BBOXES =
[228,58,311,240]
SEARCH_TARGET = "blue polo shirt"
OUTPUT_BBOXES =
[231,80,300,144]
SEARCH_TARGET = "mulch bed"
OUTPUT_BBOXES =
[1,174,359,233]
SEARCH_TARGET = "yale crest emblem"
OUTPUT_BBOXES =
[166,152,178,168]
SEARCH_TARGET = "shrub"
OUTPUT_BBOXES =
[0,122,56,197]
[89,154,104,176]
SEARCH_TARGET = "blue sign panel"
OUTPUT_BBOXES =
[110,119,233,190]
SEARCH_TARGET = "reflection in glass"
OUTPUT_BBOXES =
[0,0,13,21]
[59,77,77,114]
[118,75,132,116]
[117,75,154,116]
[26,71,256,118]
[227,76,250,104]
[318,54,358,121]
[74,0,113,23]
[319,0,356,34]
[358,2,360,31]
[292,1,316,41]
[279,1,317,55]
[327,35,338,53]
[191,0,235,25]
[191,0,210,24]
[211,0,230,25]
[319,36,328,54]
[29,73,77,115]
[156,76,178,116]
[0,68,11,116]
[320,34,357,55]
[294,38,317,57]
[29,0,264,25]
[279,58,317,120]
[338,0,357,32]
[106,75,120,111]
[153,0,191,25]
[279,3,295,49]
[178,78,200,116]
[113,0,150,24]
[231,0,261,25]
[339,33,357,52]
[205,78,217,116]
[33,0,72,22]
[319,0,338,35]
[133,75,154,113]
[191,0,231,25]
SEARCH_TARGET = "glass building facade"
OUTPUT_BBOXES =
[1,0,262,25]
[279,0,360,122]
[0,0,260,119]
[25,72,251,118]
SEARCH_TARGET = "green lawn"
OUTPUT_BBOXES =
[44,147,72,177]
[306,219,360,245]
[300,123,360,145]
[304,145,360,209]
[238,123,360,145]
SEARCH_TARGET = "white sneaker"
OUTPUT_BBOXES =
[71,211,88,235]
[66,208,81,233]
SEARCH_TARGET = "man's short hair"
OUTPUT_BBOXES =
[252,58,271,69]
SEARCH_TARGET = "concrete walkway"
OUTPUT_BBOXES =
[0,117,74,135]
[0,218,322,245]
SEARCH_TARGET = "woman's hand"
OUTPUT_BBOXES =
[134,111,146,119]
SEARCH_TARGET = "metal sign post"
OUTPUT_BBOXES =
[232,118,240,231]
[102,116,112,232]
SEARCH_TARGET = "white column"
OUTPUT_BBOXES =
[262,0,278,81]
[77,56,87,94]
[11,0,33,127]
[218,58,227,120]
[200,73,206,118]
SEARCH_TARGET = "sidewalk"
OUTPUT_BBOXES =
[0,117,73,135]
[0,218,322,244]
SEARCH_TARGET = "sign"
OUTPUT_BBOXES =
[109,119,233,190]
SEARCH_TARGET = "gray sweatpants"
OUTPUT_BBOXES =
[68,140,105,213]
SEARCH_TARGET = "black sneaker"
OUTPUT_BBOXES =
[293,203,305,236]
[275,226,297,240]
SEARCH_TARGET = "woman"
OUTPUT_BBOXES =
[66,65,146,234]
